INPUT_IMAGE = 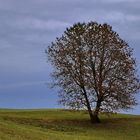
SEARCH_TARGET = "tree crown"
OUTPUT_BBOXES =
[47,21,140,113]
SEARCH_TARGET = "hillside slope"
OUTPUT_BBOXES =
[0,109,140,140]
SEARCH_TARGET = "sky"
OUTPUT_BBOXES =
[0,0,140,114]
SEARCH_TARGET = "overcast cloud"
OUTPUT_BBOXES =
[0,0,140,113]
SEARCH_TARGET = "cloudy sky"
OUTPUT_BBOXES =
[0,0,140,114]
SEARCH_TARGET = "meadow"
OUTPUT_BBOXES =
[0,109,139,140]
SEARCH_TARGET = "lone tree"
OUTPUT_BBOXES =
[47,22,140,123]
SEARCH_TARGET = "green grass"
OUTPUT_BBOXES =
[0,109,139,140]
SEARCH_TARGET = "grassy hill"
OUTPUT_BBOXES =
[0,109,139,140]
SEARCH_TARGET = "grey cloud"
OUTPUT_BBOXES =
[0,0,139,69]
[9,18,70,31]
[0,81,47,90]
[100,0,139,3]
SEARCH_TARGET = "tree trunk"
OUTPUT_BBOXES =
[82,86,95,123]
[93,112,100,123]
[86,101,101,123]
[88,107,100,123]
[87,106,95,123]
[84,94,100,123]
[92,101,101,123]
[82,86,101,123]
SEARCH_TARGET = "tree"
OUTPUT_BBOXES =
[46,21,140,123]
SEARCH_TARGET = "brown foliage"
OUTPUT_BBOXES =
[47,22,140,123]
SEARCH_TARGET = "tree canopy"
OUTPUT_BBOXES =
[47,21,140,123]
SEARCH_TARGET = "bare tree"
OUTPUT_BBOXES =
[46,22,140,123]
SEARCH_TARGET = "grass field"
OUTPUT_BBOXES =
[0,109,139,140]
